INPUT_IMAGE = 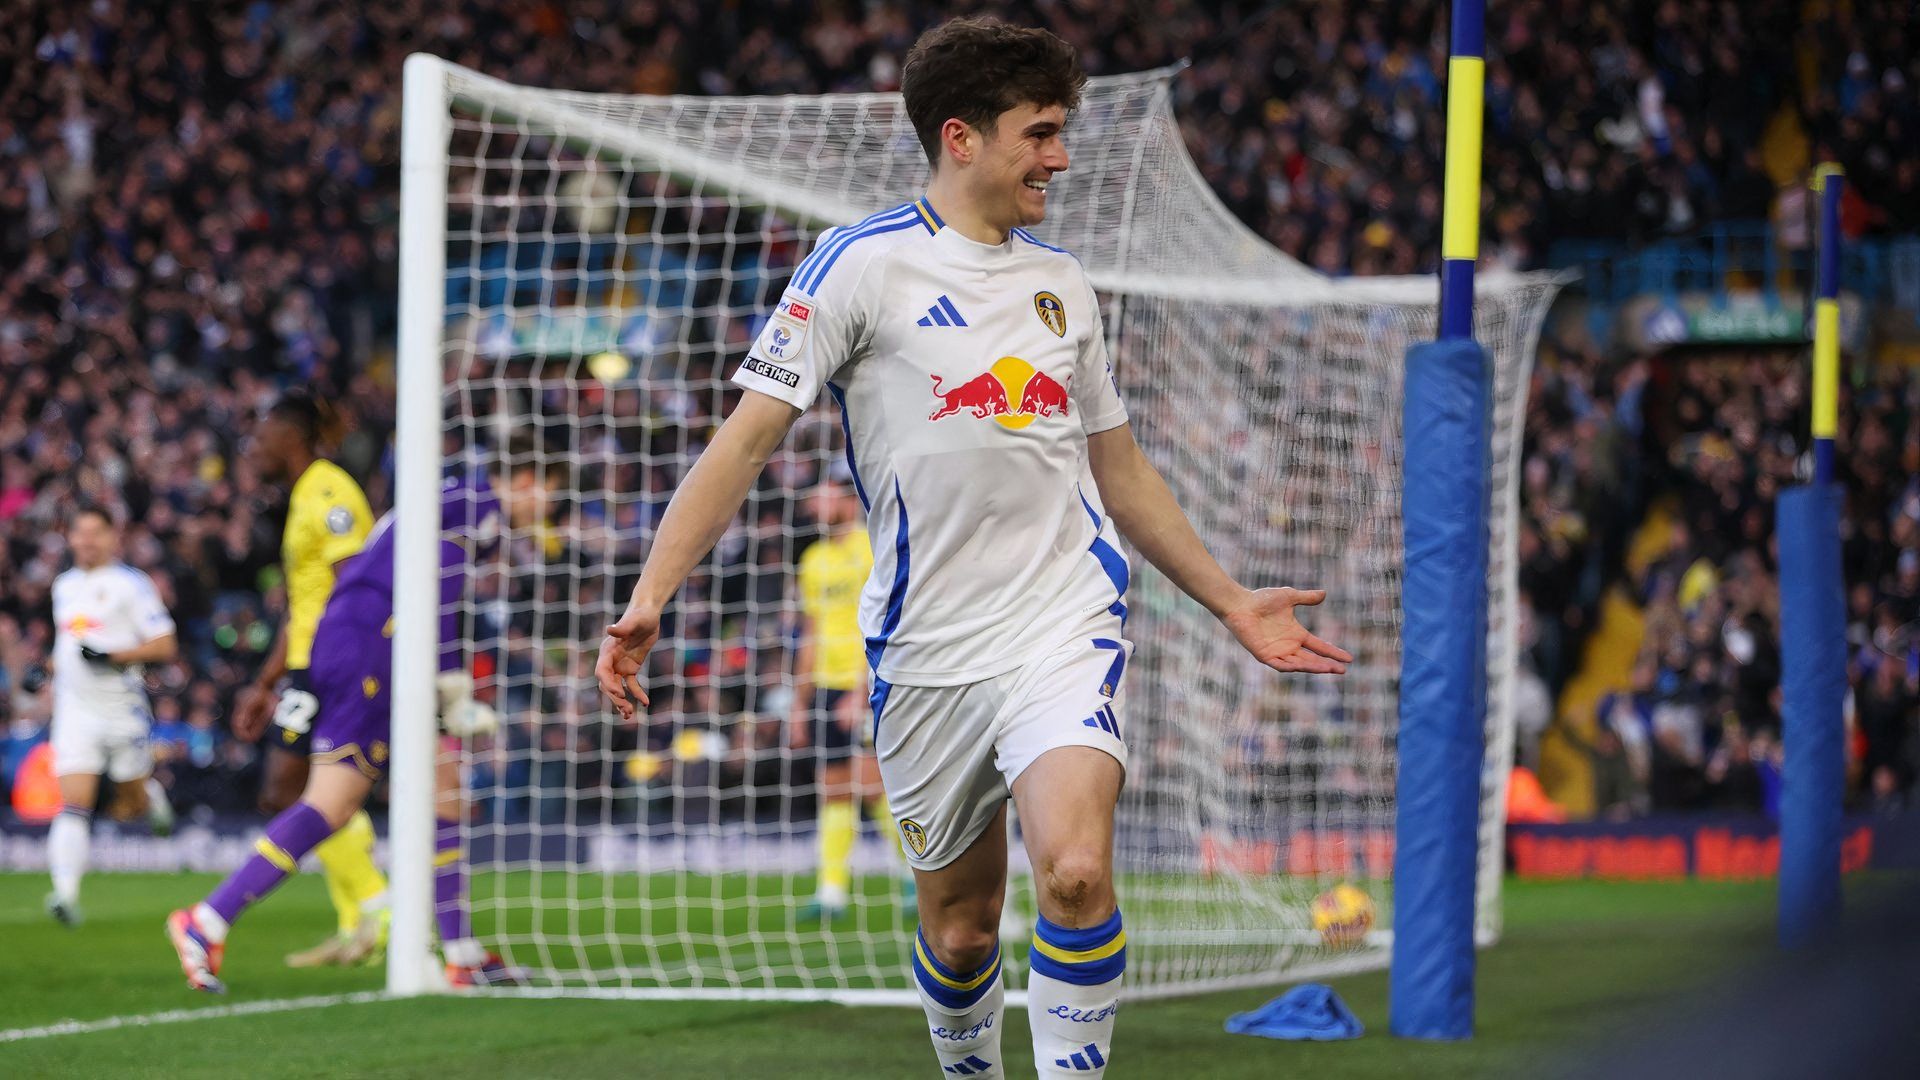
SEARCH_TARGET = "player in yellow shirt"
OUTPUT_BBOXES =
[230,391,388,967]
[789,471,904,920]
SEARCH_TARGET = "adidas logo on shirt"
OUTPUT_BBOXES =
[917,295,969,327]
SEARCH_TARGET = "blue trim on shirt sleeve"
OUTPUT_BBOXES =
[787,204,914,290]
[795,205,919,293]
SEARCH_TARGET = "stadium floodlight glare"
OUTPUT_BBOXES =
[394,53,1560,1002]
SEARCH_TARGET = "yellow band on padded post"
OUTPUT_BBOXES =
[1442,56,1486,262]
[1812,300,1840,438]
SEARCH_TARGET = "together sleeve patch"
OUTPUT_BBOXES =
[741,357,801,387]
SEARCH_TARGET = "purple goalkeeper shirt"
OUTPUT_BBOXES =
[323,471,502,671]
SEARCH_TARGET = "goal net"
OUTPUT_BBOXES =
[393,55,1560,1001]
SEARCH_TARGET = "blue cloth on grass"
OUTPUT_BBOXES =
[1225,983,1364,1041]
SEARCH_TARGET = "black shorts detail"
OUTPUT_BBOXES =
[268,669,318,756]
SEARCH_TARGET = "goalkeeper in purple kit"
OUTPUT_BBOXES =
[167,457,553,993]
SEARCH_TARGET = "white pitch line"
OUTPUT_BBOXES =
[0,991,392,1043]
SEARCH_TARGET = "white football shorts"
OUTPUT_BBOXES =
[51,702,154,781]
[875,615,1132,871]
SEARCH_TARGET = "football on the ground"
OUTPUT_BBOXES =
[1310,883,1376,949]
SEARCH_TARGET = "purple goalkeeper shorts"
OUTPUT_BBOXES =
[307,593,393,779]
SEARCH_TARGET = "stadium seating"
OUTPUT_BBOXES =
[0,0,1914,821]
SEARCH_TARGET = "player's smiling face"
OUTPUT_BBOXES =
[977,101,1069,230]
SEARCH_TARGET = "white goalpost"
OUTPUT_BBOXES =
[391,53,1559,1001]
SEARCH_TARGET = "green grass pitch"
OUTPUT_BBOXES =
[0,871,1844,1077]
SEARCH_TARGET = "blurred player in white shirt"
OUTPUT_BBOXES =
[46,506,179,926]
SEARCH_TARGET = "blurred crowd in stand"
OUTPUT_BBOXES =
[2,0,1915,823]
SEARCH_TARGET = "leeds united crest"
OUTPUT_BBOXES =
[900,819,929,857]
[1034,291,1066,337]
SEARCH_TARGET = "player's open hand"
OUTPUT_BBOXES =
[597,602,661,719]
[232,684,275,742]
[1222,587,1353,675]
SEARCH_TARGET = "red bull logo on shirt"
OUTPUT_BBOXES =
[929,356,1071,430]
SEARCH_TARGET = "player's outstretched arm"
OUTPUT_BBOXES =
[1087,423,1351,675]
[105,632,179,666]
[597,389,801,716]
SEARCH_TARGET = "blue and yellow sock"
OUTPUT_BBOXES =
[1028,909,1126,1076]
[911,928,1005,1076]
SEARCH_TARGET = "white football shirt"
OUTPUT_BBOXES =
[733,198,1131,687]
[51,562,174,722]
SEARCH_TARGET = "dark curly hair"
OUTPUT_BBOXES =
[901,17,1086,167]
[267,387,347,450]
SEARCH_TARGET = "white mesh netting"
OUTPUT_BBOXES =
[414,57,1559,999]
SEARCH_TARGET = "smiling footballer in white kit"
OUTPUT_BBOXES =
[598,17,1352,1077]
